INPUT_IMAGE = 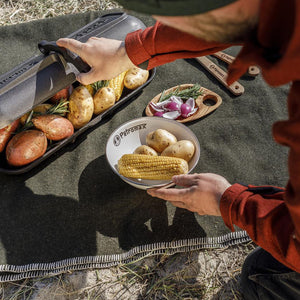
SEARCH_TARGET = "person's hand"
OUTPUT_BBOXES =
[147,173,231,216]
[56,37,135,85]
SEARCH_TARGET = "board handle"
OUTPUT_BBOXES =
[195,56,245,96]
[212,51,260,77]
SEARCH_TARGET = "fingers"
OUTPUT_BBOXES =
[172,174,200,187]
[56,38,84,56]
[147,186,188,202]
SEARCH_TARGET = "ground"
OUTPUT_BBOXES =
[0,1,255,299]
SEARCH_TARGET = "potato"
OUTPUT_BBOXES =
[146,129,177,153]
[67,86,94,129]
[32,115,74,141]
[93,87,116,115]
[124,67,149,90]
[50,86,71,103]
[0,119,20,152]
[6,130,47,166]
[161,140,195,162]
[133,145,158,156]
[20,104,53,125]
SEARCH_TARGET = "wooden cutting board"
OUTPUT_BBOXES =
[145,84,222,123]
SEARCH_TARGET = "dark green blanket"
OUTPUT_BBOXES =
[0,9,289,281]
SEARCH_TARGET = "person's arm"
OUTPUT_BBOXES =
[125,21,233,70]
[57,21,232,85]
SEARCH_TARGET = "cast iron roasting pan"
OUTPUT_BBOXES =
[0,12,156,175]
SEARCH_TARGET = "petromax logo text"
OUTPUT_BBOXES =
[113,123,147,146]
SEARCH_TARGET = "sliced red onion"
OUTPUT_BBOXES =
[186,107,198,117]
[149,102,165,112]
[154,111,164,117]
[169,96,183,105]
[180,103,192,118]
[165,101,180,111]
[186,97,195,110]
[162,111,181,120]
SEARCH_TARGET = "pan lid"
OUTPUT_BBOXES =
[0,12,146,129]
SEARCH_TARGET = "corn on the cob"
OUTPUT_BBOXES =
[108,71,128,101]
[118,154,189,180]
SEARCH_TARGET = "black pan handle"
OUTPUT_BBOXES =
[38,40,91,73]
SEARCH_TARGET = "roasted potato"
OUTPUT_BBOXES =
[50,86,71,103]
[93,87,116,115]
[6,130,47,166]
[32,115,74,141]
[124,67,149,90]
[0,119,20,152]
[161,140,195,162]
[133,145,158,156]
[146,129,177,153]
[67,86,94,129]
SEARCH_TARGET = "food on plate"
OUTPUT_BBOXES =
[146,129,177,153]
[161,140,195,162]
[32,115,74,141]
[149,84,203,120]
[67,86,94,129]
[124,67,149,90]
[108,71,127,101]
[6,130,47,166]
[20,104,53,125]
[49,86,71,103]
[118,154,188,180]
[93,87,116,115]
[133,145,158,156]
[0,119,20,152]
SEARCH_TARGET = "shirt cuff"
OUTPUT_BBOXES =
[220,183,249,231]
[125,30,152,68]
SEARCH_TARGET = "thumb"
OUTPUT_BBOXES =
[76,68,99,85]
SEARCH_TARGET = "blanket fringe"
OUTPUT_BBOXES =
[0,230,250,282]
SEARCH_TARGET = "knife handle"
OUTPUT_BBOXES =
[195,56,244,96]
[38,40,91,73]
[212,51,260,77]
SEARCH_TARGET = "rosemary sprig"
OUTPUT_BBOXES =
[20,100,69,131]
[92,80,110,92]
[158,83,203,102]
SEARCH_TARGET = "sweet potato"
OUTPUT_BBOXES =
[0,119,20,152]
[20,103,53,125]
[32,115,74,141]
[50,86,71,104]
[6,130,47,166]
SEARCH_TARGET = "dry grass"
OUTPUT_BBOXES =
[0,1,254,299]
[0,242,256,300]
[0,0,122,26]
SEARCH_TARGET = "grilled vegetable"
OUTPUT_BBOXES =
[32,115,74,141]
[6,130,47,166]
[50,86,71,104]
[118,154,188,180]
[0,119,20,153]
[133,145,158,156]
[146,129,177,153]
[20,104,53,125]
[93,87,116,115]
[161,140,195,162]
[67,86,94,129]
[124,67,149,90]
[108,71,127,101]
